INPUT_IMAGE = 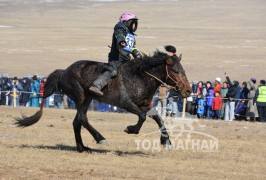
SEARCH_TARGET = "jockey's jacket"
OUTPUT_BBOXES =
[108,22,140,62]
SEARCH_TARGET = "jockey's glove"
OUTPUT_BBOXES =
[132,49,142,59]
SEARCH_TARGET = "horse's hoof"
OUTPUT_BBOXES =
[124,128,130,133]
[163,143,173,150]
[160,136,171,145]
[124,126,139,134]
[97,139,107,145]
[161,138,172,150]
[77,146,92,153]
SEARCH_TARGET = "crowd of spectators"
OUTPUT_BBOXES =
[153,76,266,123]
[0,75,123,112]
[0,75,73,109]
[1,74,266,122]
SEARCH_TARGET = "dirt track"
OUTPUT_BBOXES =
[0,106,266,179]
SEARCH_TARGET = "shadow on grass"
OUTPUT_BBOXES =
[17,144,150,157]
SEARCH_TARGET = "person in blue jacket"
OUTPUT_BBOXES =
[197,93,205,119]
[206,89,214,119]
[30,75,40,107]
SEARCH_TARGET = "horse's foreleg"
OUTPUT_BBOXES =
[124,114,146,134]
[151,115,172,146]
[147,108,172,146]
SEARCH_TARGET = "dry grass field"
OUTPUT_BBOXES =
[0,106,266,179]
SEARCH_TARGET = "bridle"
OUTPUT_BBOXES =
[145,63,187,91]
[165,64,187,91]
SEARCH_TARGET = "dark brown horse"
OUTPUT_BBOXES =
[15,45,192,152]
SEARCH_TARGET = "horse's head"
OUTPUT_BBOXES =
[163,45,192,98]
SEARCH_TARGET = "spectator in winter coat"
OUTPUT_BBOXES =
[20,77,31,106]
[235,84,242,109]
[213,77,221,94]
[67,97,76,109]
[0,77,11,105]
[205,81,213,95]
[212,92,222,119]
[30,75,40,107]
[196,81,205,95]
[254,80,266,123]
[246,78,258,121]
[54,91,64,109]
[157,84,169,117]
[197,94,205,119]
[225,76,239,121]
[167,89,179,117]
[191,80,199,115]
[9,77,23,107]
[39,78,50,108]
[192,80,198,94]
[206,81,212,89]
[186,82,195,115]
[204,81,213,117]
[39,78,45,98]
[235,82,249,120]
[220,82,228,119]
[206,89,214,119]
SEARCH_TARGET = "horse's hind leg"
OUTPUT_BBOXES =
[80,100,106,144]
[73,111,91,153]
[73,100,106,152]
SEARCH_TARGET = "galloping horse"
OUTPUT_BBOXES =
[15,45,192,152]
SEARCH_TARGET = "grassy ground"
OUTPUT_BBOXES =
[0,106,266,179]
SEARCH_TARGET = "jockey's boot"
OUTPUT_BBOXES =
[89,85,103,96]
[89,71,113,96]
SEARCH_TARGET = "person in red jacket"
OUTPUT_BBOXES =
[212,91,222,119]
[213,77,221,94]
[39,77,49,108]
[39,78,45,98]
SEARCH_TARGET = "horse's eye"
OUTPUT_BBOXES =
[169,68,179,74]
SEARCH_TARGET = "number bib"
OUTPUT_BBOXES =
[123,33,135,52]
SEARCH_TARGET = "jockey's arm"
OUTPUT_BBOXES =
[130,36,142,59]
[115,28,126,48]
[131,47,142,59]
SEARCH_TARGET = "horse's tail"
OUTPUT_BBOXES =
[15,69,64,127]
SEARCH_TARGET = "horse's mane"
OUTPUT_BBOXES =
[128,50,166,74]
[127,45,177,74]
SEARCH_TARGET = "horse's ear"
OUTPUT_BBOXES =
[178,54,182,61]
[165,54,174,65]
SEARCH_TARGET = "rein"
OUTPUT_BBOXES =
[144,64,186,91]
[144,71,176,90]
